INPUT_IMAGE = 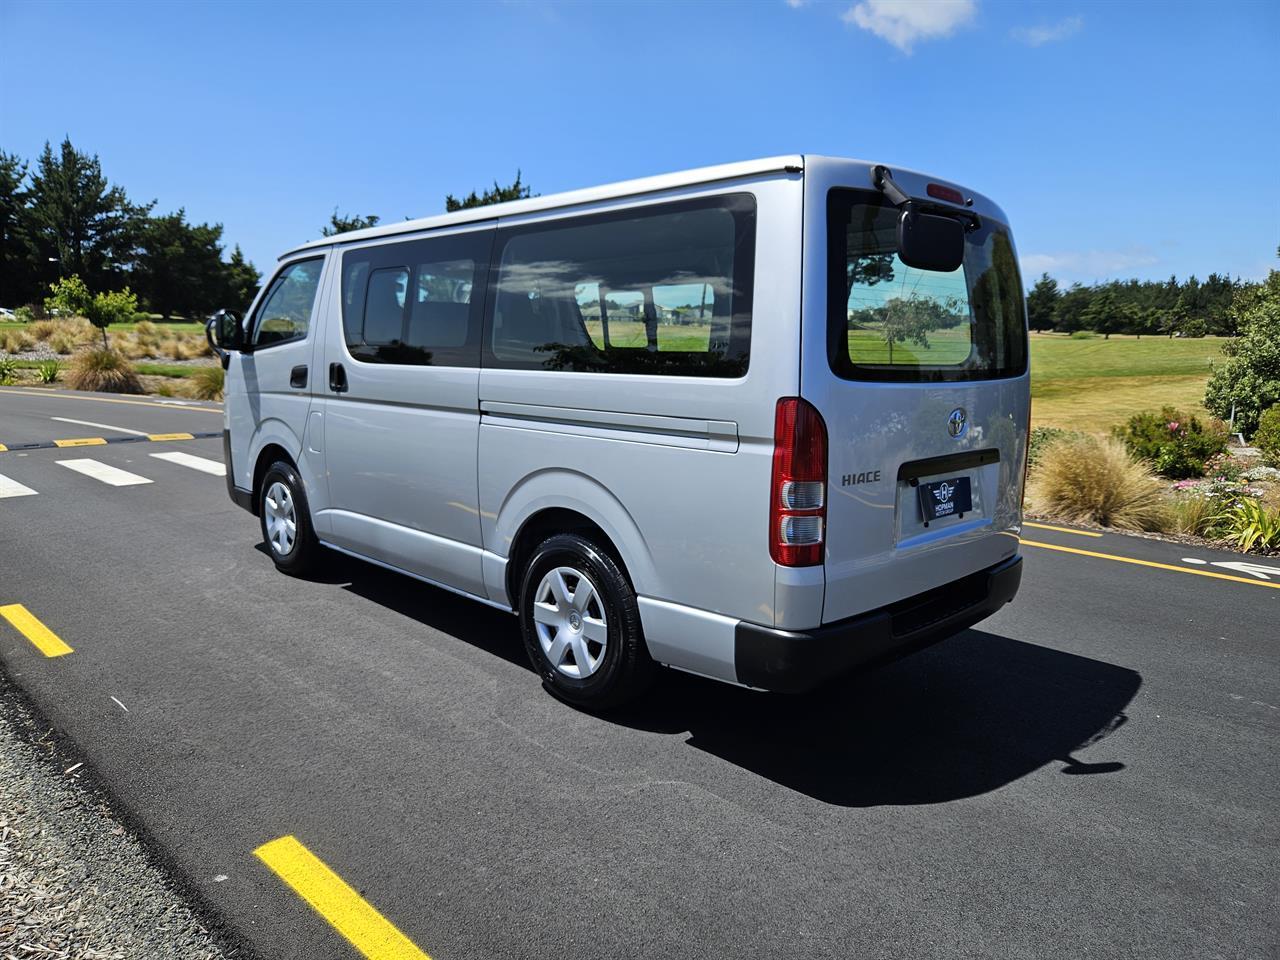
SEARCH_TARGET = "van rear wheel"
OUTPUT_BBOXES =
[518,533,654,709]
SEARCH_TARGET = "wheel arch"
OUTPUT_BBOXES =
[494,470,658,609]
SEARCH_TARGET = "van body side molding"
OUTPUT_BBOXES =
[480,400,739,452]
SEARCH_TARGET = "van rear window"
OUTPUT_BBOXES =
[827,189,1027,382]
[486,194,755,377]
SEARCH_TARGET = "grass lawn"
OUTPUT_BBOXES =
[1030,333,1227,433]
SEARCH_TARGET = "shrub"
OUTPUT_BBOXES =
[1028,426,1077,467]
[1168,492,1223,538]
[14,304,36,322]
[28,319,57,340]
[189,364,225,401]
[1,329,34,354]
[1028,435,1170,531]
[0,357,17,385]
[1112,406,1229,479]
[1212,498,1280,553]
[131,311,152,323]
[1069,330,1097,339]
[44,274,92,318]
[1253,406,1280,468]
[1204,268,1279,436]
[37,359,60,384]
[65,348,143,394]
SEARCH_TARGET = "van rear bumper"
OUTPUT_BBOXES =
[734,554,1022,693]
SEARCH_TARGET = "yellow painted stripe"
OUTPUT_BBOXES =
[1023,521,1104,538]
[1020,539,1280,590]
[0,443,7,451]
[53,437,107,447]
[147,432,195,441]
[254,835,431,960]
[0,387,220,413]
[0,604,74,657]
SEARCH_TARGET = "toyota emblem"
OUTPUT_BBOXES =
[948,407,967,439]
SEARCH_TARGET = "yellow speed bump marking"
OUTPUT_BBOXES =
[254,835,432,960]
[53,437,108,447]
[0,443,7,452]
[0,604,74,657]
[1023,521,1103,538]
[1020,539,1280,590]
[146,432,195,441]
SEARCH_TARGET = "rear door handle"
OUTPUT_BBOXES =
[328,362,348,393]
[290,364,308,389]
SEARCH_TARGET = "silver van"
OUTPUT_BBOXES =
[209,156,1029,707]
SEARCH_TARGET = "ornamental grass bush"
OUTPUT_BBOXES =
[1028,434,1170,531]
[189,364,225,401]
[65,348,143,394]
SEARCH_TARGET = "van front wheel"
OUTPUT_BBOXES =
[518,533,654,709]
[259,461,320,576]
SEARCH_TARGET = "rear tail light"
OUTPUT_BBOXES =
[770,398,827,566]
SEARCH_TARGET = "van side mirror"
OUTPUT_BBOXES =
[206,309,244,368]
[897,209,965,273]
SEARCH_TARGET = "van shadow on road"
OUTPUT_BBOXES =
[313,550,1141,808]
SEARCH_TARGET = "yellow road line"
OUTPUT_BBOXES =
[254,835,431,960]
[0,604,74,657]
[1020,539,1280,590]
[0,388,220,413]
[53,437,108,447]
[147,432,195,441]
[0,443,6,452]
[1023,521,1103,538]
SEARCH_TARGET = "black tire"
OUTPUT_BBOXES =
[258,460,320,576]
[518,533,655,709]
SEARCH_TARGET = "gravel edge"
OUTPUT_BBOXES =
[0,672,245,959]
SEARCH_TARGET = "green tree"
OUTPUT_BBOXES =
[86,287,138,348]
[1204,266,1280,437]
[322,209,380,236]
[0,151,31,305]
[875,295,962,363]
[44,274,93,318]
[133,210,228,318]
[445,171,532,212]
[223,244,261,313]
[1052,283,1091,333]
[1026,273,1059,332]
[1082,290,1120,338]
[24,138,150,293]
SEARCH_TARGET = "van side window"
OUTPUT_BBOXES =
[340,230,489,367]
[486,194,755,377]
[251,258,324,348]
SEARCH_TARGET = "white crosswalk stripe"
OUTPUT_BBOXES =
[149,451,226,476]
[0,473,39,498]
[56,458,153,487]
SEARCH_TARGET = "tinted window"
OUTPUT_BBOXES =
[486,194,755,377]
[341,230,489,366]
[827,189,1027,382]
[252,258,324,347]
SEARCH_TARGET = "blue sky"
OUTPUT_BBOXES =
[2,0,1276,288]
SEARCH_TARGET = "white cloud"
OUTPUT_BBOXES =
[1021,249,1158,280]
[842,0,976,54]
[785,0,808,7]
[1011,16,1083,47]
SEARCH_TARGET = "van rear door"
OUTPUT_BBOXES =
[801,164,1030,625]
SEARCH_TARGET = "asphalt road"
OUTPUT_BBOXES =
[1,386,1277,960]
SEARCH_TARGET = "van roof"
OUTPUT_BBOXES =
[281,155,1007,259]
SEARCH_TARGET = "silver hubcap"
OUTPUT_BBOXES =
[532,566,608,679]
[264,480,297,556]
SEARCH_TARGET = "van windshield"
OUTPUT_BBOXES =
[826,189,1027,382]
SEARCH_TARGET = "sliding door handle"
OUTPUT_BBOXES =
[328,362,348,393]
